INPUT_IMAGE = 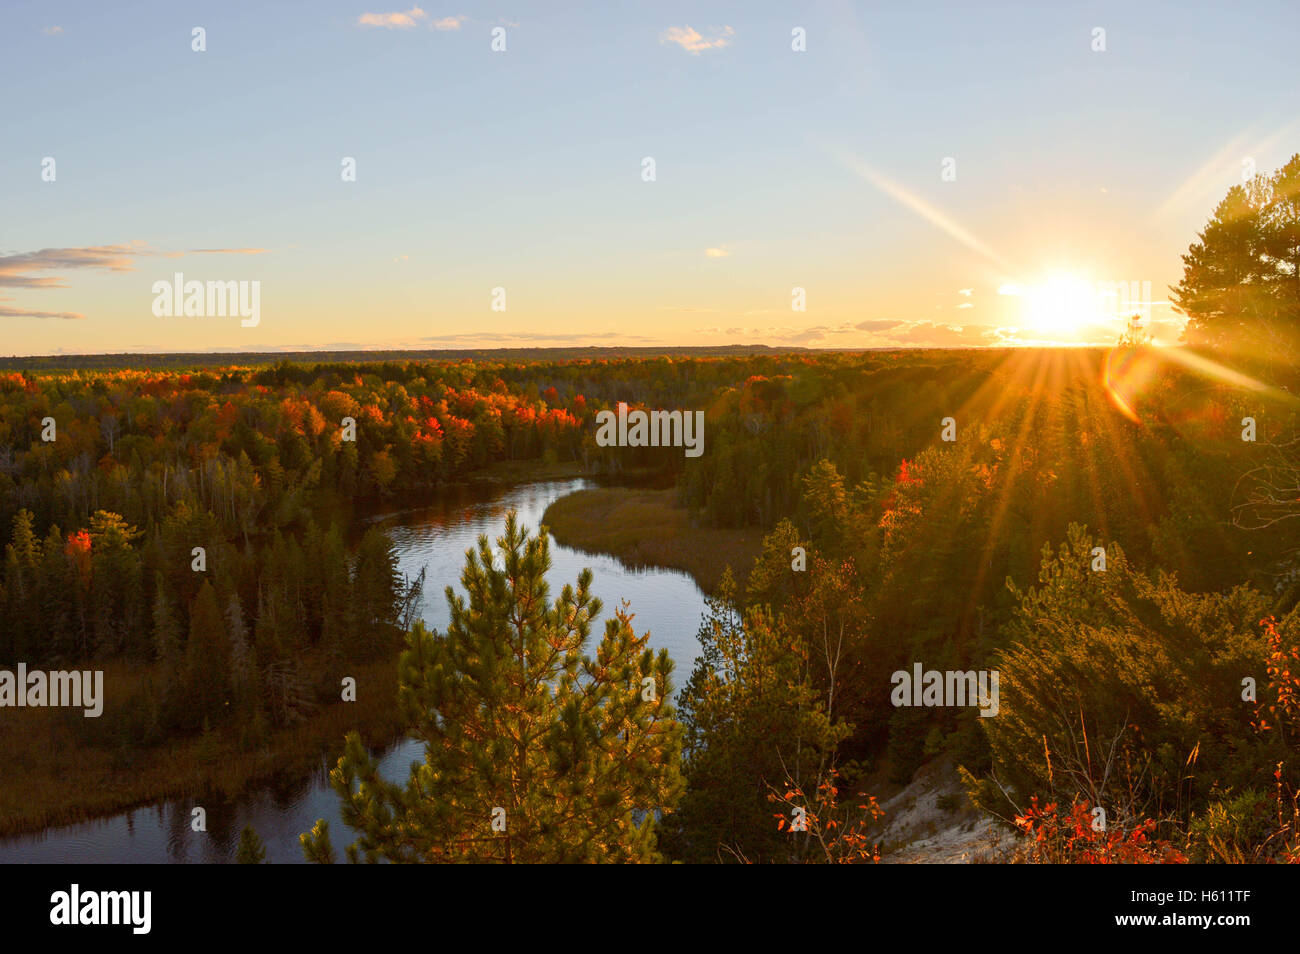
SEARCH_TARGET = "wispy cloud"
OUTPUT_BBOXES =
[420,331,655,344]
[0,299,85,320]
[431,14,468,30]
[703,247,729,259]
[0,245,143,288]
[358,6,427,28]
[0,244,269,328]
[186,248,268,256]
[661,25,734,54]
[697,318,1018,349]
[41,26,63,36]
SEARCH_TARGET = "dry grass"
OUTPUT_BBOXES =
[473,458,587,485]
[541,487,763,594]
[0,657,406,838]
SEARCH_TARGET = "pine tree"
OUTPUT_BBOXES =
[181,581,232,730]
[349,527,403,660]
[225,592,250,690]
[318,523,353,664]
[151,573,185,724]
[87,511,144,659]
[3,510,40,662]
[236,825,267,864]
[671,570,849,863]
[37,524,74,663]
[303,512,683,863]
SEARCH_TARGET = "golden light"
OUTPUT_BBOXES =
[1021,274,1104,337]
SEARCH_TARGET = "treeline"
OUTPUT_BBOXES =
[0,361,590,540]
[677,348,1298,594]
[0,353,813,758]
[0,344,790,373]
[1,504,415,749]
[0,358,593,755]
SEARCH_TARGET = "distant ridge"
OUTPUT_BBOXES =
[0,344,805,372]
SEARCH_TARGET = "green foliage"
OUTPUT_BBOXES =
[973,524,1276,832]
[303,513,683,863]
[236,825,267,864]
[1173,154,1300,379]
[669,570,850,862]
[1187,789,1278,863]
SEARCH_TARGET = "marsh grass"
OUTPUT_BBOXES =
[542,486,762,594]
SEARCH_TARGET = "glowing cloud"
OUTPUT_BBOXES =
[358,6,427,29]
[661,25,734,53]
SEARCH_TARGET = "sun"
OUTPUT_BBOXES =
[1020,274,1104,338]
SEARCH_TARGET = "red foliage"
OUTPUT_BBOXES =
[1014,797,1187,864]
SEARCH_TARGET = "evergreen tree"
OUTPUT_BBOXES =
[671,571,849,863]
[967,525,1278,832]
[236,825,267,864]
[87,511,145,659]
[181,581,232,730]
[37,524,74,663]
[318,523,354,664]
[152,573,185,722]
[3,510,40,661]
[1173,154,1300,376]
[225,592,250,690]
[303,512,682,863]
[348,527,403,660]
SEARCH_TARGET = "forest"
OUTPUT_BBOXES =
[3,158,1300,862]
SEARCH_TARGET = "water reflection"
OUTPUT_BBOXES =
[0,480,707,864]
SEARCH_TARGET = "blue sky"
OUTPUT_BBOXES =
[2,0,1298,355]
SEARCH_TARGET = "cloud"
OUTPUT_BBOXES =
[0,244,270,328]
[0,303,85,320]
[704,247,729,258]
[41,26,63,36]
[661,25,734,53]
[702,318,1013,349]
[420,331,655,344]
[869,320,988,348]
[187,248,268,256]
[958,288,972,296]
[0,244,271,288]
[431,15,467,30]
[957,302,973,309]
[358,6,427,28]
[0,245,143,288]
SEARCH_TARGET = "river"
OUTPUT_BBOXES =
[0,478,708,863]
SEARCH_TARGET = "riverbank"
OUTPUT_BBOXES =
[0,656,406,840]
[541,487,764,594]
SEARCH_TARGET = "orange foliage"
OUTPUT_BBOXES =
[1014,797,1187,864]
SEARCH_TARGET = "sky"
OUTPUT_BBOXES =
[2,0,1298,357]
